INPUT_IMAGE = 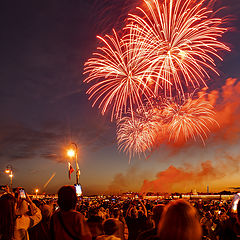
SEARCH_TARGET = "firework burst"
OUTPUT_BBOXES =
[84,0,229,158]
[128,0,230,96]
[84,27,164,121]
[117,108,162,158]
[163,94,218,143]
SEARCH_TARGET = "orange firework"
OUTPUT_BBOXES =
[117,93,219,156]
[128,0,230,96]
[84,27,163,121]
[162,94,219,143]
[117,108,162,158]
[84,0,230,157]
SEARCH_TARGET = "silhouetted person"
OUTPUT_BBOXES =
[29,204,52,240]
[0,189,42,240]
[219,199,240,240]
[112,208,125,240]
[96,218,121,240]
[50,185,91,240]
[157,199,202,240]
[137,204,165,240]
[87,207,104,240]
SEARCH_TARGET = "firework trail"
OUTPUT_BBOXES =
[84,27,164,121]
[43,172,56,190]
[128,0,230,96]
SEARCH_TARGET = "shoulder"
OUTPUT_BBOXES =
[15,215,30,230]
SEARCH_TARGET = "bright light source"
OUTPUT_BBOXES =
[5,169,10,174]
[35,189,39,193]
[67,149,75,158]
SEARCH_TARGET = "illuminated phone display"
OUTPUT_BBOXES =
[74,184,82,197]
[232,193,240,213]
[19,188,26,199]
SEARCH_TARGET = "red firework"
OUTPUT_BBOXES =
[127,0,230,96]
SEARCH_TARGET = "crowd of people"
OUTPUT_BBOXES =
[0,185,240,240]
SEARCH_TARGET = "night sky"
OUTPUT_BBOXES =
[0,0,240,195]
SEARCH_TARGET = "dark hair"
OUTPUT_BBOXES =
[158,199,202,240]
[0,194,16,240]
[152,204,165,225]
[103,218,118,235]
[113,208,120,218]
[57,186,77,211]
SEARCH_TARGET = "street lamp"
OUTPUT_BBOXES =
[5,165,13,192]
[67,142,80,184]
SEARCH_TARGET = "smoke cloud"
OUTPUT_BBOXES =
[210,78,240,142]
[141,160,221,193]
[108,166,148,193]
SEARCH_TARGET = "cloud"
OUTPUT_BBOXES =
[0,120,61,161]
[148,78,240,158]
[107,166,148,194]
[106,149,240,194]
[210,78,240,142]
[141,152,240,193]
[0,117,113,163]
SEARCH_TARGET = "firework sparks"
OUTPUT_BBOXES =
[84,0,229,158]
[163,94,219,143]
[117,93,218,157]
[128,0,230,96]
[117,108,162,159]
[84,27,163,121]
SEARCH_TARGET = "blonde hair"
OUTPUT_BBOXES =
[158,199,202,240]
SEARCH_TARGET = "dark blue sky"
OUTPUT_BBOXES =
[0,0,239,195]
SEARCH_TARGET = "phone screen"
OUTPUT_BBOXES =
[74,184,82,197]
[19,188,26,199]
[232,193,240,213]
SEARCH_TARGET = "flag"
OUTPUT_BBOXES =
[68,162,74,180]
[76,162,80,177]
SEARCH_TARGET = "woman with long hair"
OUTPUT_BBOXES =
[0,193,16,240]
[157,199,202,240]
[0,189,42,240]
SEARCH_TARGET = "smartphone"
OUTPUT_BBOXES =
[232,193,240,213]
[19,188,26,199]
[74,184,82,197]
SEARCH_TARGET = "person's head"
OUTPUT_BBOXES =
[57,185,77,211]
[138,210,144,218]
[152,204,165,226]
[41,204,52,221]
[113,208,120,218]
[0,194,16,240]
[103,218,118,236]
[158,199,202,240]
[130,207,138,218]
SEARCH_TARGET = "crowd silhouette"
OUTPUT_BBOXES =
[0,185,239,240]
